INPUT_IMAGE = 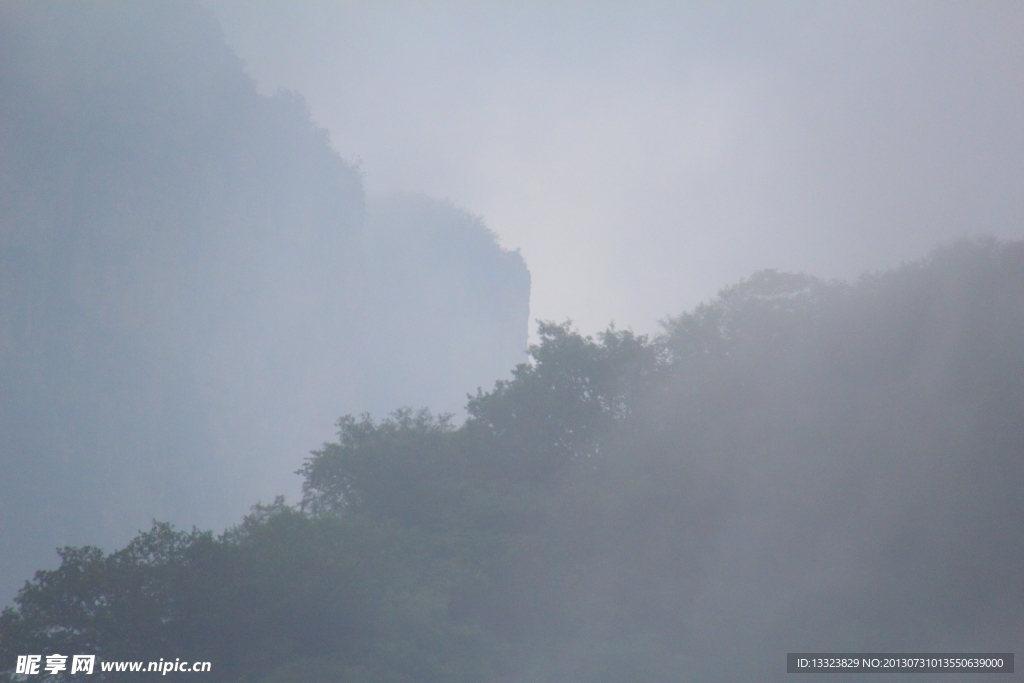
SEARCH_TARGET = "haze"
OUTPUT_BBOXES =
[206,0,1024,336]
[3,3,1024,681]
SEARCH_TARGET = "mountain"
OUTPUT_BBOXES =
[0,0,529,602]
[3,239,1021,683]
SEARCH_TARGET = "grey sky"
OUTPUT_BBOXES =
[203,1,1024,337]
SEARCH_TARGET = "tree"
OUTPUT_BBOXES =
[465,321,663,479]
[1,503,487,683]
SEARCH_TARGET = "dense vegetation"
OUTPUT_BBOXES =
[3,239,1022,682]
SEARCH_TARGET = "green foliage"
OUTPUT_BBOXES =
[1,503,487,683]
[0,524,213,668]
[661,269,843,363]
[298,409,458,522]
[465,321,663,475]
[5,239,1024,683]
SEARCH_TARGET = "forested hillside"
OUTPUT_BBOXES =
[4,239,1021,682]
[0,0,529,602]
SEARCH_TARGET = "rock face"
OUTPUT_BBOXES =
[358,194,531,413]
[0,0,529,601]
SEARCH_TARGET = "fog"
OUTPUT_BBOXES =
[206,0,1024,335]
[0,1,527,603]
[2,3,1024,682]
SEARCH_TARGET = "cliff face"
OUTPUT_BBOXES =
[358,194,530,412]
[0,0,530,601]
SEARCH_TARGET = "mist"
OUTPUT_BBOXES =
[206,1,1024,335]
[0,0,527,602]
[2,3,1024,683]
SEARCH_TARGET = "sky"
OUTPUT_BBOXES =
[202,0,1024,338]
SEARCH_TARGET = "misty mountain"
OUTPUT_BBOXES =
[3,239,1021,682]
[0,0,528,603]
[358,194,529,412]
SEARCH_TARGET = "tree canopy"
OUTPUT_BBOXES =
[3,238,1023,682]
